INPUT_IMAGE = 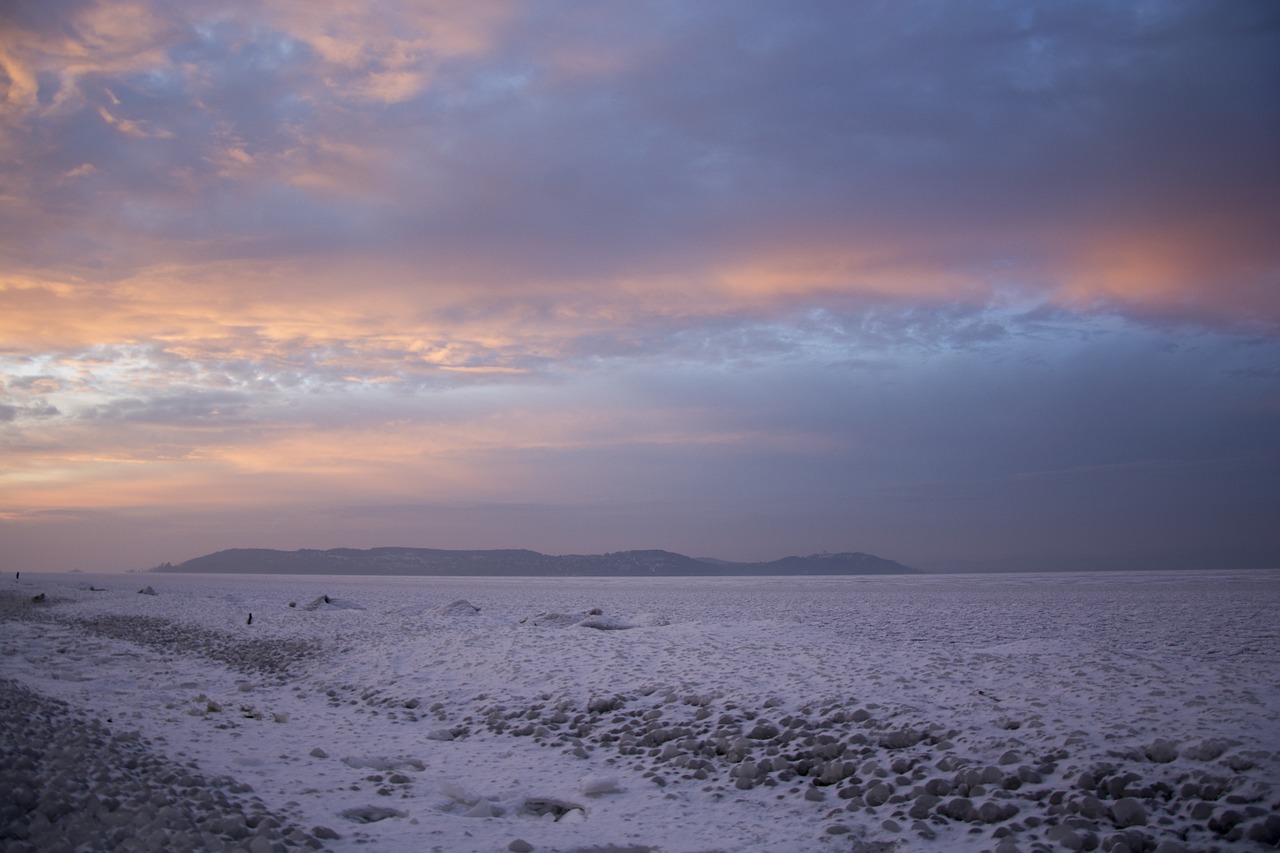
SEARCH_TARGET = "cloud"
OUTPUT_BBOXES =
[2,1,1278,570]
[0,402,60,422]
[77,389,252,425]
[12,316,1277,571]
[3,1,1275,317]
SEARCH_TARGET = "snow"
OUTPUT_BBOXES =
[2,569,1279,852]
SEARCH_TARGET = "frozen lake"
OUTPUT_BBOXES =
[3,569,1278,851]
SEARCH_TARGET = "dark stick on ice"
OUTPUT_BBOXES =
[247,612,252,625]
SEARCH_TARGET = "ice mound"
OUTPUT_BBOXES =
[439,780,484,806]
[433,782,588,823]
[340,806,405,823]
[427,599,481,617]
[519,609,602,628]
[519,797,584,820]
[519,607,664,630]
[340,755,425,772]
[577,614,638,630]
[435,782,509,818]
[300,594,363,611]
[580,611,669,630]
[530,611,582,627]
[426,726,467,741]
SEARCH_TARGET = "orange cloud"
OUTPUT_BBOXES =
[711,245,996,307]
[264,0,515,103]
[1056,222,1280,325]
[0,1,175,121]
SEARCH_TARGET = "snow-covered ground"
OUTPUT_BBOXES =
[2,569,1278,852]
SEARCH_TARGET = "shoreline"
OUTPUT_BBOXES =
[0,676,331,852]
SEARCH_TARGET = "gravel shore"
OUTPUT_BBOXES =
[0,678,332,852]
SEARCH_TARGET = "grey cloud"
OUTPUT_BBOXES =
[543,301,1021,371]
[7,375,63,392]
[78,390,253,425]
[415,0,1280,263]
[0,402,60,421]
[8,0,1276,307]
[537,321,1280,568]
[604,318,1280,481]
[0,0,89,32]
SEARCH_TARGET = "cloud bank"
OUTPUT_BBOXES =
[2,0,1278,571]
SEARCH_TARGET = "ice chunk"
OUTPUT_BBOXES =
[440,781,482,806]
[580,774,623,796]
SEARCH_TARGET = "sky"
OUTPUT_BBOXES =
[2,0,1279,573]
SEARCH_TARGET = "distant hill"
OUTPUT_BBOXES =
[152,547,919,576]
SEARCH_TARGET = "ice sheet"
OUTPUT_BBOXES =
[3,570,1278,851]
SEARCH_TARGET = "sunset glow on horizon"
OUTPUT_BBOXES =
[3,1,1278,572]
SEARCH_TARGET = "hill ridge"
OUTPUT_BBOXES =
[152,547,918,576]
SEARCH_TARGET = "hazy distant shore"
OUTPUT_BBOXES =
[150,546,921,577]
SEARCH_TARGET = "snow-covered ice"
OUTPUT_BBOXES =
[2,569,1278,852]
